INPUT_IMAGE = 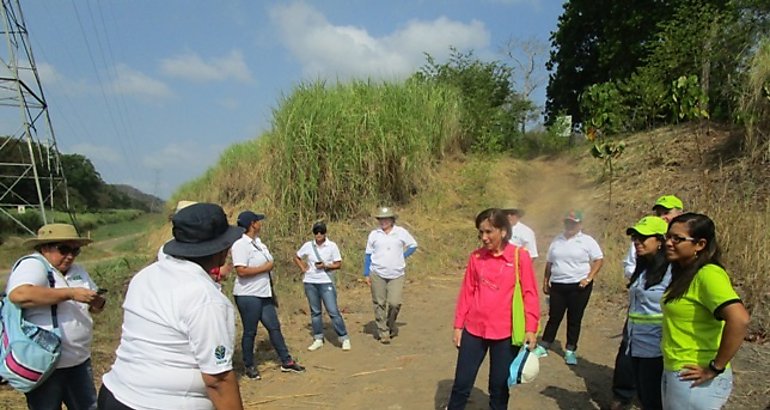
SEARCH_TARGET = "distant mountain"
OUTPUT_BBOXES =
[112,184,164,213]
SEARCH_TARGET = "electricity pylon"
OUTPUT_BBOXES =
[0,0,69,235]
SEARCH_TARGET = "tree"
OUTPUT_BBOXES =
[414,47,532,152]
[501,36,548,132]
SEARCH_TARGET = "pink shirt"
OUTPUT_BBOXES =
[454,243,540,340]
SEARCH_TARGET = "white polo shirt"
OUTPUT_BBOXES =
[231,234,273,297]
[623,242,637,279]
[365,225,417,279]
[509,222,538,258]
[102,256,235,410]
[6,255,97,368]
[546,231,603,284]
[296,239,342,284]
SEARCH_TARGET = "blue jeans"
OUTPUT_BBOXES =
[303,282,349,341]
[447,330,519,410]
[662,368,733,409]
[25,358,97,410]
[234,295,293,367]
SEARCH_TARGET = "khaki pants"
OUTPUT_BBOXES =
[370,273,404,338]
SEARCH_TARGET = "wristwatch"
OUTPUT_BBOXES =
[708,360,725,375]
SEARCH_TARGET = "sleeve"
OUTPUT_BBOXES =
[453,254,478,329]
[184,300,236,375]
[525,227,538,258]
[401,228,418,249]
[518,249,541,333]
[586,236,604,260]
[6,258,49,294]
[622,242,637,279]
[330,243,342,262]
[296,242,309,259]
[364,232,375,254]
[696,265,740,316]
[79,267,98,291]
[230,240,249,267]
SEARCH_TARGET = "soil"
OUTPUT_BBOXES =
[1,158,768,409]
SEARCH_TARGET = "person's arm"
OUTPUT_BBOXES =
[518,249,540,349]
[453,254,477,348]
[543,262,552,295]
[235,261,273,277]
[9,285,96,308]
[580,259,603,288]
[680,303,750,386]
[202,370,243,410]
[402,229,418,258]
[323,260,342,271]
[293,255,309,274]
[363,254,372,286]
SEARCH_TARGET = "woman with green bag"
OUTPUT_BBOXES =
[447,208,540,410]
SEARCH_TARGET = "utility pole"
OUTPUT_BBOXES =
[0,0,69,235]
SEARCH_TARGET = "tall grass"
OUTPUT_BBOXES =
[739,37,770,158]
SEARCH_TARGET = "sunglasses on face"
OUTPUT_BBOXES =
[55,244,81,256]
[664,233,696,245]
[630,234,655,243]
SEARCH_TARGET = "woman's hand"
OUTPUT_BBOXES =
[453,328,463,348]
[678,364,718,387]
[524,332,537,351]
[542,281,550,295]
[69,288,97,303]
[579,278,592,288]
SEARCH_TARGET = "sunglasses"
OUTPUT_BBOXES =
[664,233,696,245]
[630,234,655,243]
[55,244,82,256]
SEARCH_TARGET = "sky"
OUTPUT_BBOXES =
[6,0,564,200]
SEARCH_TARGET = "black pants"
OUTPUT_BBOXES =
[612,321,636,404]
[631,356,663,410]
[97,384,134,410]
[447,330,520,410]
[541,282,592,351]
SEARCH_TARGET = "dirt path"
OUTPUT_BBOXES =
[236,159,627,409]
[235,158,768,410]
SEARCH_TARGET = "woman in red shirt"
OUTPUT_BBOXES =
[447,208,540,409]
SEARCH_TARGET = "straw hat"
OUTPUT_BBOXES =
[175,200,198,213]
[23,223,93,248]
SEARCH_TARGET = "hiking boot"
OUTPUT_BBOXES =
[379,333,391,345]
[341,339,351,351]
[564,350,578,365]
[533,345,548,358]
[389,328,399,338]
[245,366,261,380]
[307,339,324,351]
[280,360,306,373]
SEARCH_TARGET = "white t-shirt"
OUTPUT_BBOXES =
[6,255,97,368]
[365,225,417,279]
[509,222,538,258]
[231,234,272,297]
[296,239,342,284]
[546,231,604,284]
[102,257,235,410]
[623,242,637,279]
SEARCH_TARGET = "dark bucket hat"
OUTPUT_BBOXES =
[163,203,243,258]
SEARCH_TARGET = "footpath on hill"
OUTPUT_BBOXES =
[232,158,768,410]
[0,158,767,409]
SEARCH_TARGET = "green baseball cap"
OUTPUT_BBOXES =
[653,195,683,210]
[563,209,583,222]
[626,216,668,236]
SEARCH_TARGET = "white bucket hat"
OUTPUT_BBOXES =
[507,347,540,386]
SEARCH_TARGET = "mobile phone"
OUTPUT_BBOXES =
[97,288,109,295]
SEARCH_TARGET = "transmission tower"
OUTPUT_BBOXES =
[0,0,69,235]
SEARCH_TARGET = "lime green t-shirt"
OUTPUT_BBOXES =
[661,264,741,371]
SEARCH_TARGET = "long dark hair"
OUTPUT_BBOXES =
[664,213,722,303]
[475,208,512,242]
[628,235,669,289]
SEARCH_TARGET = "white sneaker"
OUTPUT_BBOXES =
[341,339,351,351]
[307,339,324,351]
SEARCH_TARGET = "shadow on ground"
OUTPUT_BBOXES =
[435,379,489,410]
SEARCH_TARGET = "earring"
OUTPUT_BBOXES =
[694,250,699,258]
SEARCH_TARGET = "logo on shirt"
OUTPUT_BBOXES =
[214,345,226,361]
